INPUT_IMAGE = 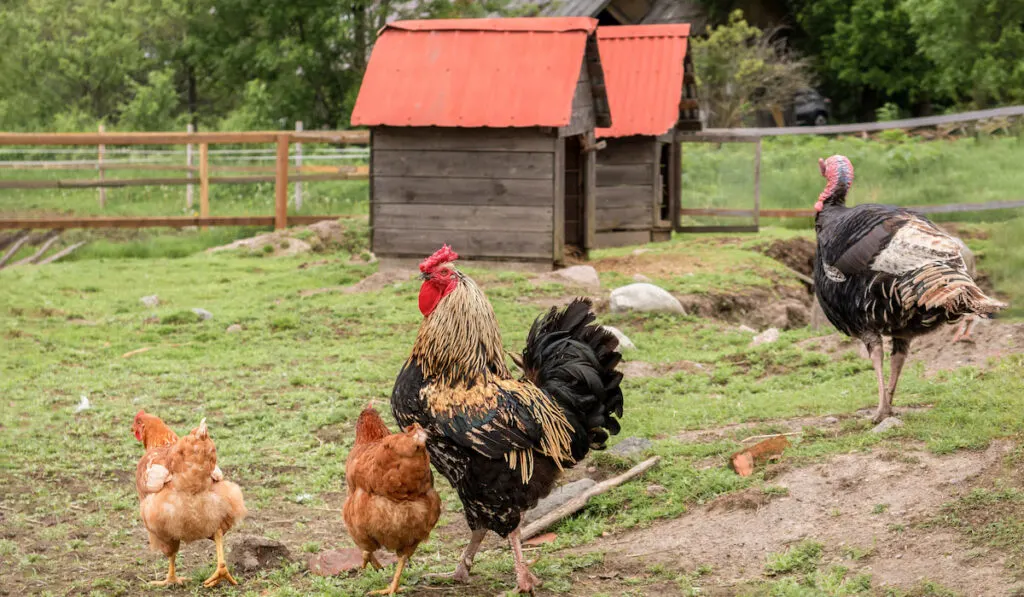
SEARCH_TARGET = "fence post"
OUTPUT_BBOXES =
[753,137,762,232]
[275,134,289,230]
[294,121,303,211]
[97,124,106,208]
[186,123,194,210]
[199,142,210,230]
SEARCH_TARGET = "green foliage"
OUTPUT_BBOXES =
[691,11,812,128]
[764,541,824,576]
[117,69,181,132]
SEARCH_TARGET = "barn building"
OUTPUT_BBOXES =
[592,24,701,247]
[351,18,611,265]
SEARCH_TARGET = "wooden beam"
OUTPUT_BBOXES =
[753,137,762,231]
[677,225,760,233]
[0,130,370,146]
[199,143,210,229]
[0,215,358,230]
[274,134,289,230]
[0,172,368,190]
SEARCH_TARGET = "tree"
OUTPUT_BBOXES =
[691,10,812,128]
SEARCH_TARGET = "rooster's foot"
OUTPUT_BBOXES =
[202,563,238,588]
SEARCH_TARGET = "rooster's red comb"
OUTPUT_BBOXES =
[419,245,459,274]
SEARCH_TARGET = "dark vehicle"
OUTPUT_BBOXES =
[793,88,831,126]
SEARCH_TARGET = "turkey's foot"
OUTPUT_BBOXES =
[871,407,892,424]
[515,564,542,595]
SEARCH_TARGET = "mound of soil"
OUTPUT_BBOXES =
[677,287,812,330]
[759,237,816,278]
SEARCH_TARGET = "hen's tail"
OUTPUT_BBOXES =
[904,263,1007,315]
[521,298,623,462]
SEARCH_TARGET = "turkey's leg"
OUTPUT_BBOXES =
[951,316,978,343]
[508,529,541,595]
[149,554,185,586]
[202,529,238,587]
[866,341,889,424]
[369,554,407,595]
[885,339,911,415]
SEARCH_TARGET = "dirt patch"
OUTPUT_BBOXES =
[758,237,816,278]
[592,252,718,278]
[300,269,416,297]
[706,487,786,513]
[798,319,1024,376]
[677,286,812,330]
[579,441,1019,596]
[620,360,712,378]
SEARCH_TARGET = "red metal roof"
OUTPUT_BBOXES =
[351,18,599,128]
[595,24,691,138]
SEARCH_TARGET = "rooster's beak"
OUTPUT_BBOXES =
[418,272,429,281]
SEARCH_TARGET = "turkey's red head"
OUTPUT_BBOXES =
[418,245,460,317]
[816,155,854,212]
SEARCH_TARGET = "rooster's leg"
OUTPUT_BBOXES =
[149,554,185,586]
[885,339,910,415]
[202,529,239,587]
[866,340,889,424]
[508,529,542,595]
[370,554,408,595]
[426,528,485,584]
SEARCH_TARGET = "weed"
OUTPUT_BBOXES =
[764,540,823,576]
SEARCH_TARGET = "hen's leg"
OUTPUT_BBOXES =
[149,554,185,586]
[202,529,239,587]
[508,529,541,595]
[362,551,383,570]
[866,340,889,424]
[885,339,911,416]
[370,554,408,595]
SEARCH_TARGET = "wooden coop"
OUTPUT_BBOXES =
[592,24,701,247]
[350,18,611,265]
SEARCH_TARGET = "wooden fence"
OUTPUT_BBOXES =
[0,128,370,231]
[675,105,1024,232]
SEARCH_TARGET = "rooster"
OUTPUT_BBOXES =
[391,246,623,594]
[133,412,247,587]
[342,404,441,596]
[813,155,1006,423]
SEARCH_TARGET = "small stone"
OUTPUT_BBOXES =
[230,536,290,572]
[550,265,601,289]
[871,417,904,434]
[646,484,668,496]
[586,466,598,474]
[608,436,652,458]
[824,416,839,425]
[522,479,597,526]
[632,248,649,256]
[609,283,685,314]
[751,327,781,346]
[633,274,652,283]
[140,295,160,308]
[523,532,557,547]
[603,325,636,350]
[308,548,395,576]
[226,324,243,334]
[738,325,757,334]
[191,308,213,321]
[74,395,90,414]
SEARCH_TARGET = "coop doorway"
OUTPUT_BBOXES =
[563,135,588,259]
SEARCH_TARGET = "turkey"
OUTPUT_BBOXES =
[812,155,1006,423]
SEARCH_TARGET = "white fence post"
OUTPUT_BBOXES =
[186,123,195,210]
[97,124,106,208]
[294,121,303,210]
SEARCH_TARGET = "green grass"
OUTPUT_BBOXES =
[1,228,1023,595]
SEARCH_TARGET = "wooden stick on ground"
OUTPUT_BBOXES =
[0,231,30,269]
[521,455,661,540]
[37,241,86,265]
[12,231,61,266]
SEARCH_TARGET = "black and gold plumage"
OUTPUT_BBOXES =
[814,155,1006,423]
[391,247,622,593]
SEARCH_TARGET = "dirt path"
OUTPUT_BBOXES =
[574,441,1019,596]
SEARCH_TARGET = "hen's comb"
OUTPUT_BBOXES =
[419,245,459,274]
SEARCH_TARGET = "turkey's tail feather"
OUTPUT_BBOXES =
[520,298,623,463]
[902,264,1007,315]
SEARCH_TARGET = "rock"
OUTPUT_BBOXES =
[226,324,243,334]
[751,327,780,346]
[646,484,668,496]
[307,219,348,246]
[603,325,635,350]
[738,325,757,334]
[522,479,597,526]
[608,436,652,458]
[230,536,290,572]
[74,395,90,414]
[140,295,160,308]
[871,417,904,434]
[609,283,685,314]
[523,532,557,547]
[824,416,839,425]
[348,251,378,265]
[307,548,396,576]
[550,265,601,289]
[191,308,213,321]
[632,248,650,256]
[633,274,652,283]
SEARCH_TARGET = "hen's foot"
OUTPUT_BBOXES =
[202,563,238,587]
[369,585,406,595]
[148,576,185,587]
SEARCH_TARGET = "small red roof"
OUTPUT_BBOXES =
[351,18,601,128]
[595,24,691,138]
